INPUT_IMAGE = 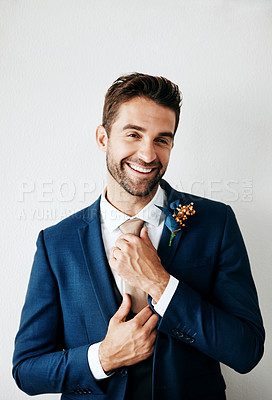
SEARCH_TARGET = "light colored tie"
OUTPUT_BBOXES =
[119,218,149,313]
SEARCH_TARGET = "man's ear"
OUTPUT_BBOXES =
[96,125,108,152]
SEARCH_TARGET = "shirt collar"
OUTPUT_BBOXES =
[100,184,167,233]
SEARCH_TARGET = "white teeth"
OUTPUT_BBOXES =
[128,164,153,173]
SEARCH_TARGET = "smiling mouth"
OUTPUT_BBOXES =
[127,163,156,174]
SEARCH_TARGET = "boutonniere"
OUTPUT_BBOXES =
[156,200,196,246]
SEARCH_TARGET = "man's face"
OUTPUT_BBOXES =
[99,97,176,197]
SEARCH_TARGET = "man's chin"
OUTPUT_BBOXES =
[121,179,161,198]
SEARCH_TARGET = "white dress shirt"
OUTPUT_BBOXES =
[88,185,179,379]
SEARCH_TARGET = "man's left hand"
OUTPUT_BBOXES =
[109,227,170,303]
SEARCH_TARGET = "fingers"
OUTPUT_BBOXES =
[114,229,155,251]
[113,294,131,322]
[116,234,139,246]
[140,227,155,249]
[111,237,134,256]
[133,305,154,325]
[115,236,134,251]
[110,246,121,259]
[143,313,158,332]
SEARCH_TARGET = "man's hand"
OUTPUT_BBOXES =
[109,227,170,302]
[99,294,158,373]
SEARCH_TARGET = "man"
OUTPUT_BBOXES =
[13,73,265,400]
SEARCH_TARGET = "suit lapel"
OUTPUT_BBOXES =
[157,180,187,272]
[78,199,118,327]
[157,224,184,271]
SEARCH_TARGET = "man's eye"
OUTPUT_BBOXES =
[156,138,168,145]
[128,133,138,138]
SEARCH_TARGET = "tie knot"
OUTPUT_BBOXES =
[119,218,144,236]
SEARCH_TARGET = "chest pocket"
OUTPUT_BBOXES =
[176,256,211,270]
[170,256,214,297]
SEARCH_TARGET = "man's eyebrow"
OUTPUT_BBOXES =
[122,124,174,138]
[122,124,146,132]
[158,132,174,139]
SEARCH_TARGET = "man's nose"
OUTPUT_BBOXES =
[137,142,156,163]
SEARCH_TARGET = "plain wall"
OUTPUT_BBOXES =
[1,1,271,399]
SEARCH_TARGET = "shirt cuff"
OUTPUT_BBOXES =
[152,275,179,316]
[88,342,114,380]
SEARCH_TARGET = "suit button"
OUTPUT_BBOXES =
[188,337,195,344]
[171,328,179,336]
[82,389,92,394]
[120,368,128,377]
[172,328,184,338]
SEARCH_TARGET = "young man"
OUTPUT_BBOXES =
[13,73,265,400]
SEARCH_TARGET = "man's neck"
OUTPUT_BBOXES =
[105,178,159,217]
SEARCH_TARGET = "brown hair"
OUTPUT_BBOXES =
[102,72,182,135]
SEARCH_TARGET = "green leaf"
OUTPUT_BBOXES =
[169,232,176,247]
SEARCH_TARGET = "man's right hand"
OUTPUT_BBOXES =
[99,293,158,373]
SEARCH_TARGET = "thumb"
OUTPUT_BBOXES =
[114,293,131,322]
[140,226,155,249]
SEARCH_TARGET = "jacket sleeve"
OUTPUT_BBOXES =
[12,231,104,396]
[154,205,265,374]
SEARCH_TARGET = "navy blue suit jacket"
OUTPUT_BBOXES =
[13,180,265,400]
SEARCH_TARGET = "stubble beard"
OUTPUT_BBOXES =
[106,152,166,198]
